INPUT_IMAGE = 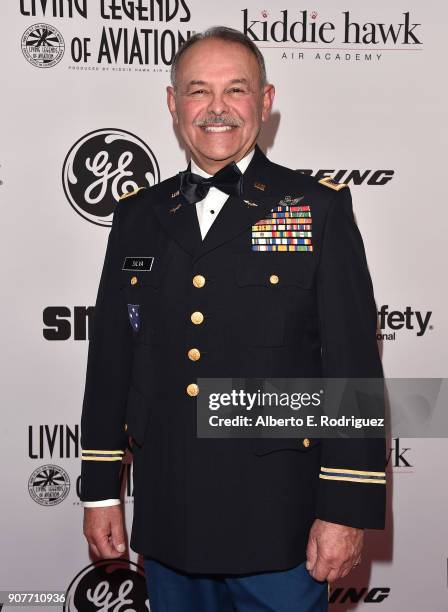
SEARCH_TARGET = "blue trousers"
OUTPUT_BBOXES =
[144,558,328,612]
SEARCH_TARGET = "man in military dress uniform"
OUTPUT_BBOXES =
[81,27,386,612]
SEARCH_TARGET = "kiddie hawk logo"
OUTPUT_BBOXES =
[242,10,422,45]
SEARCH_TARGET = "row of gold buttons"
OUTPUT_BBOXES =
[186,275,207,396]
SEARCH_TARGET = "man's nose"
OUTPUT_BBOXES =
[206,92,230,117]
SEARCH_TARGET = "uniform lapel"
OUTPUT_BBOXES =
[151,175,203,258]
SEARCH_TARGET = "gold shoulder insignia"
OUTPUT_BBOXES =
[119,186,146,201]
[318,177,348,191]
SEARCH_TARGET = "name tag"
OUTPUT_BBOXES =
[122,257,154,271]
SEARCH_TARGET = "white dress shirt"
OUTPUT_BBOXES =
[83,148,255,508]
[192,147,255,239]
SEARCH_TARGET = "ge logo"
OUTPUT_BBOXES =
[64,559,150,611]
[62,128,160,226]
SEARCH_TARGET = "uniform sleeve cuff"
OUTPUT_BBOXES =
[316,477,386,529]
[80,458,124,501]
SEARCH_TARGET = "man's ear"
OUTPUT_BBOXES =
[166,86,178,124]
[261,84,275,123]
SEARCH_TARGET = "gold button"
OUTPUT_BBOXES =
[193,274,206,288]
[187,348,201,361]
[124,423,128,432]
[191,311,204,325]
[269,274,279,285]
[130,276,138,285]
[186,383,199,397]
[302,438,310,448]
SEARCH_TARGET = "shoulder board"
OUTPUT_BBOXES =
[119,186,146,201]
[318,177,348,191]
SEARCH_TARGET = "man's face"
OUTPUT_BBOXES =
[167,38,275,173]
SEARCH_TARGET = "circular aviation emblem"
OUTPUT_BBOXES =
[62,128,160,226]
[28,464,70,506]
[64,559,149,611]
[21,23,65,68]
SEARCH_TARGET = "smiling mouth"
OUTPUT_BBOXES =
[201,125,237,133]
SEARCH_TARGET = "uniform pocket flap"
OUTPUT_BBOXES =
[253,437,321,456]
[235,253,315,289]
[120,253,168,289]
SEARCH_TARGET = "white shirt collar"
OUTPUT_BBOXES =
[190,148,255,178]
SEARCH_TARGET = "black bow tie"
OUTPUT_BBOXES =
[179,161,244,205]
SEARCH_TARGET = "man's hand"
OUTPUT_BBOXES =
[306,519,364,583]
[83,505,127,558]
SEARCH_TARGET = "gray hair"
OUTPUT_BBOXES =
[170,26,267,88]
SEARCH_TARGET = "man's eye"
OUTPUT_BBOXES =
[190,89,206,95]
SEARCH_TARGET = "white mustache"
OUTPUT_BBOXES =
[194,116,243,128]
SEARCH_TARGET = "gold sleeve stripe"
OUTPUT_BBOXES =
[82,450,125,462]
[82,450,124,455]
[321,466,386,477]
[82,456,124,462]
[320,474,386,485]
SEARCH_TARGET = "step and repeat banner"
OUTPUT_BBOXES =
[1,0,447,610]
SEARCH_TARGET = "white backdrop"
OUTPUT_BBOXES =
[1,0,447,610]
